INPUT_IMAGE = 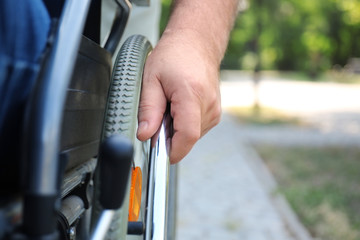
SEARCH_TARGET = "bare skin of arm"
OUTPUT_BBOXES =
[137,0,239,164]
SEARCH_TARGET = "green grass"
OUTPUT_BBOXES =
[255,145,360,240]
[228,106,303,126]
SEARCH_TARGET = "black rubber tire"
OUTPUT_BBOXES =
[94,35,152,240]
[103,35,152,141]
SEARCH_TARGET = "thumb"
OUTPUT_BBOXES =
[137,75,167,141]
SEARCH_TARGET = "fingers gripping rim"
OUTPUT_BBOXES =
[97,35,152,240]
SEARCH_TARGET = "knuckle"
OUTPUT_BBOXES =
[213,103,222,124]
[207,93,222,124]
[184,128,201,145]
[186,78,205,100]
[137,103,153,118]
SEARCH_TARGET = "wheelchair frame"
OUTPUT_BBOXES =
[0,0,176,239]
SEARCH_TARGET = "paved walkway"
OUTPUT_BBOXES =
[176,114,299,240]
[176,71,360,240]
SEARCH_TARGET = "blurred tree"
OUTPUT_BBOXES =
[159,0,360,77]
[219,0,360,77]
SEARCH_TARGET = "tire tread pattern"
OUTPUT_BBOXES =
[96,35,152,240]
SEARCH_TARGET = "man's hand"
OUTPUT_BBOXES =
[137,0,239,163]
[137,29,222,164]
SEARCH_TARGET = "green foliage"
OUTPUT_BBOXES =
[160,0,172,35]
[222,0,360,77]
[158,0,360,76]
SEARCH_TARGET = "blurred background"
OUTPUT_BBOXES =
[161,0,360,239]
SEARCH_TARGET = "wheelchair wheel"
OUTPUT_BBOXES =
[93,34,152,240]
[93,34,177,240]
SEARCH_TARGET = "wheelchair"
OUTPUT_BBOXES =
[0,0,177,239]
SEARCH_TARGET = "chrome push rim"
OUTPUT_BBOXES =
[145,120,171,240]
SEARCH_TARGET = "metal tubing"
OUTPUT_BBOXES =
[22,0,91,237]
[25,0,91,195]
[146,121,170,240]
[90,210,116,240]
[61,159,97,198]
[60,195,85,225]
[104,0,131,55]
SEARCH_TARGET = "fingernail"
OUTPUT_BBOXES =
[137,121,148,135]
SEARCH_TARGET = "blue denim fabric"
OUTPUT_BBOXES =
[0,0,50,63]
[0,0,50,191]
[0,0,50,132]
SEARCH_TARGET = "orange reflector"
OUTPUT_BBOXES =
[128,166,142,221]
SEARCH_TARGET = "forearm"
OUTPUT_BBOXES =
[164,0,239,65]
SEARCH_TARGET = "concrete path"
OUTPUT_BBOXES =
[175,71,360,240]
[176,114,303,240]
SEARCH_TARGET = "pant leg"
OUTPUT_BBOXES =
[0,0,50,194]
